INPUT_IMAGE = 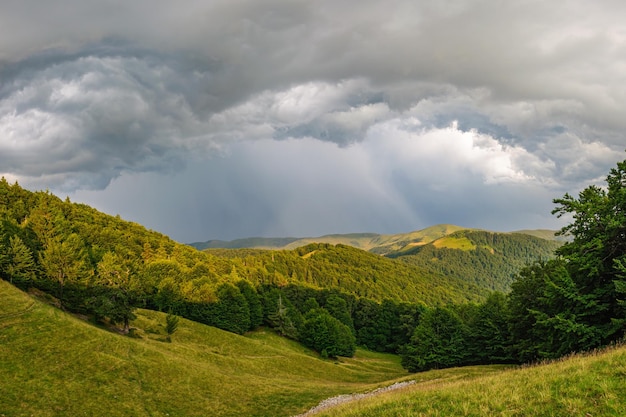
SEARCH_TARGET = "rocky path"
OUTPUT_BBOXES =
[292,380,415,417]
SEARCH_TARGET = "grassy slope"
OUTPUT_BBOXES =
[4,280,621,417]
[0,280,408,417]
[314,346,626,417]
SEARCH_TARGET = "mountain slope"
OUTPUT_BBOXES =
[0,280,408,417]
[206,243,488,304]
[388,230,563,291]
[313,344,626,416]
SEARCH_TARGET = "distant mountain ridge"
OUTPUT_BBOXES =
[189,224,561,253]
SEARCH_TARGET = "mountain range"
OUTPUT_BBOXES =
[191,224,564,292]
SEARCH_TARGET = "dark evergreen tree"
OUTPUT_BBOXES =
[401,307,468,372]
[166,311,180,342]
[300,308,356,358]
[466,292,512,363]
[214,283,250,335]
[551,157,626,346]
[236,280,263,330]
[324,294,355,333]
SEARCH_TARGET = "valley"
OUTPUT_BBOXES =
[1,156,626,416]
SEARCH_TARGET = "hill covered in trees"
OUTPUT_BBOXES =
[388,230,563,291]
[192,225,562,293]
[0,178,485,359]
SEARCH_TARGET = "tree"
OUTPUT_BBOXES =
[262,289,302,339]
[401,307,468,372]
[4,235,37,287]
[39,234,90,304]
[466,292,512,364]
[214,283,250,335]
[300,309,356,358]
[165,312,180,342]
[88,251,138,333]
[324,294,355,333]
[236,280,263,330]
[551,157,626,346]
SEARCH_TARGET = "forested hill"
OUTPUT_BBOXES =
[388,230,562,292]
[205,243,488,304]
[192,226,562,293]
[0,178,489,363]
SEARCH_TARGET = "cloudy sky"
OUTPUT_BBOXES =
[1,1,625,242]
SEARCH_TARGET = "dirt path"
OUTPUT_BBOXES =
[292,380,415,417]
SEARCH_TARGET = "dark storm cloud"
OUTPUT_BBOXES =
[2,0,626,240]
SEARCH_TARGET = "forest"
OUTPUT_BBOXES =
[389,229,562,291]
[1,157,625,371]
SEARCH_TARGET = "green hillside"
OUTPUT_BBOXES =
[191,226,562,294]
[0,280,409,417]
[313,344,626,416]
[388,230,562,291]
[208,243,488,304]
[4,278,625,417]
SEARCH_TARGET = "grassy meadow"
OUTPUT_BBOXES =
[3,277,625,417]
[0,280,408,417]
[313,345,626,417]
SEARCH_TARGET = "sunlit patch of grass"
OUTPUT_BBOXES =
[432,236,476,251]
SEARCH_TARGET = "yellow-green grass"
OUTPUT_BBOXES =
[0,280,407,417]
[314,346,626,417]
[432,236,477,251]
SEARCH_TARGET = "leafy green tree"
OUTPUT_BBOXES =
[300,309,356,358]
[265,292,301,339]
[466,292,512,363]
[88,251,139,333]
[324,294,355,333]
[552,157,626,346]
[401,307,468,372]
[4,235,37,287]
[214,283,250,335]
[354,298,385,351]
[39,234,90,304]
[302,297,320,314]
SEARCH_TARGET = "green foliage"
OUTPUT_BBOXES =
[165,311,180,341]
[236,279,263,330]
[508,258,609,362]
[462,292,513,364]
[3,235,37,287]
[504,156,626,364]
[324,294,355,333]
[263,289,302,339]
[390,230,562,291]
[552,158,626,344]
[301,308,356,358]
[38,233,91,302]
[401,307,469,372]
[213,283,251,335]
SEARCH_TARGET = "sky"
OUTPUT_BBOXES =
[1,1,625,243]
